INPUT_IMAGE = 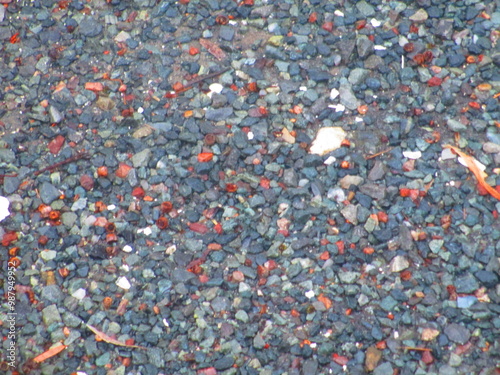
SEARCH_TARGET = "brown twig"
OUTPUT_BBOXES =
[183,67,230,89]
[365,147,394,160]
[403,346,432,352]
[0,173,18,183]
[34,150,90,176]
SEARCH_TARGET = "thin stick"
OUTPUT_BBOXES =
[403,346,432,352]
[365,147,394,160]
[183,67,230,89]
[34,150,90,176]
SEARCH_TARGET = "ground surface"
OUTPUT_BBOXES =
[0,0,500,374]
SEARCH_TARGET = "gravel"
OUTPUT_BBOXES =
[1,0,499,374]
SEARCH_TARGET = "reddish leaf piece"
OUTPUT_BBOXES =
[335,240,345,255]
[115,163,133,178]
[427,77,442,87]
[444,144,500,201]
[308,12,317,23]
[197,152,213,162]
[189,222,209,234]
[199,38,227,61]
[318,293,332,309]
[80,174,94,191]
[48,135,65,155]
[86,324,146,350]
[332,353,349,366]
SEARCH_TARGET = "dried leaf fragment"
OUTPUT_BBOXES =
[421,327,440,341]
[443,144,500,201]
[199,38,227,61]
[33,343,67,363]
[86,324,147,350]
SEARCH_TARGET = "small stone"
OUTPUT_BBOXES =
[446,119,467,132]
[341,204,358,225]
[368,161,386,181]
[348,68,369,85]
[482,142,500,154]
[49,105,63,123]
[455,274,480,293]
[131,148,152,168]
[365,346,382,372]
[421,327,440,341]
[79,16,103,37]
[390,255,409,272]
[40,250,57,261]
[214,356,234,371]
[96,96,115,111]
[373,362,393,375]
[409,8,428,22]
[71,197,87,211]
[42,304,62,326]
[339,82,359,110]
[253,333,266,349]
[338,270,360,284]
[39,182,61,204]
[205,107,233,121]
[41,285,64,303]
[474,270,499,288]
[444,323,470,344]
[219,26,235,41]
[340,175,364,189]
[235,310,249,323]
[456,296,478,309]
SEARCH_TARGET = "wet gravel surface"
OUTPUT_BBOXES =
[1,0,500,374]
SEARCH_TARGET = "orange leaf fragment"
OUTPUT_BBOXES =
[443,144,500,201]
[184,110,193,118]
[318,293,332,309]
[86,324,146,349]
[115,163,133,178]
[197,152,213,162]
[85,82,104,92]
[189,46,200,55]
[33,343,67,363]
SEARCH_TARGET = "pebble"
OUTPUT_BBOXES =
[338,82,359,110]
[42,304,62,326]
[444,323,471,344]
[446,119,467,132]
[309,127,346,156]
[39,182,61,204]
[390,255,409,273]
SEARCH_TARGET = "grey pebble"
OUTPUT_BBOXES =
[444,323,470,344]
[40,182,61,204]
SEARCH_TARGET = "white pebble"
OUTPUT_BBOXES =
[324,156,337,165]
[305,290,315,299]
[329,88,339,100]
[72,288,86,300]
[370,18,381,27]
[116,276,131,290]
[309,127,347,156]
[123,245,133,253]
[403,150,422,159]
[0,196,10,222]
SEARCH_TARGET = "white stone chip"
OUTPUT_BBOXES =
[0,196,10,222]
[72,288,86,300]
[123,245,133,253]
[116,276,131,290]
[403,150,422,159]
[329,88,339,100]
[324,156,337,165]
[370,19,381,27]
[374,45,387,50]
[305,290,315,299]
[309,127,347,156]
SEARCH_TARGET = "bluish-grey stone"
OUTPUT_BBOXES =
[205,107,233,121]
[444,323,470,344]
[40,182,61,204]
